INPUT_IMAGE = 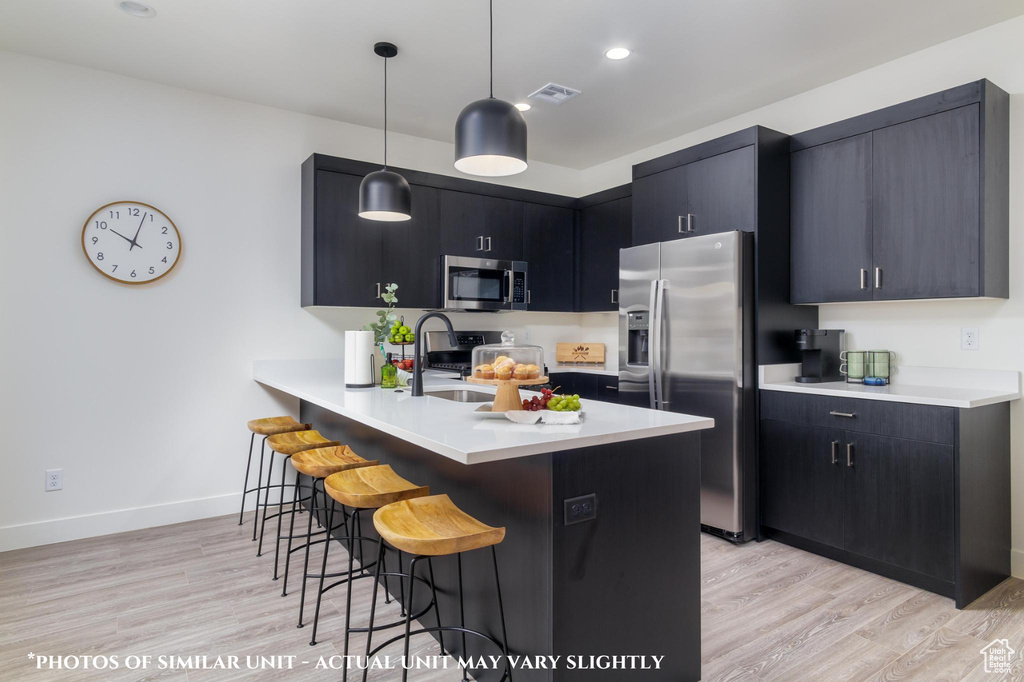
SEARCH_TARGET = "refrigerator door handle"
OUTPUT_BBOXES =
[651,278,667,410]
[648,279,659,409]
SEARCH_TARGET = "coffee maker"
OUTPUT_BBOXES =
[794,329,844,383]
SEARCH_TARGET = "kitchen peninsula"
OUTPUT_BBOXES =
[254,358,713,681]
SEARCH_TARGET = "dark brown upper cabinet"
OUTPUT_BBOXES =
[577,185,633,312]
[789,80,1009,304]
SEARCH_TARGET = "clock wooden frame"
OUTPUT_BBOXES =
[81,200,182,285]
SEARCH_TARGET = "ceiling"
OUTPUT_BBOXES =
[1,0,1021,169]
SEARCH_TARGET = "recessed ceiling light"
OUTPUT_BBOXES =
[604,47,631,60]
[117,1,156,18]
[514,103,531,112]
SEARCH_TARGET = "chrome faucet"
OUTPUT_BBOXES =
[411,312,457,396]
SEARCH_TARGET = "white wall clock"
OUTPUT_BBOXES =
[81,201,181,284]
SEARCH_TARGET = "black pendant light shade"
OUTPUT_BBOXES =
[454,98,527,176]
[454,0,527,177]
[359,41,412,222]
[359,170,411,221]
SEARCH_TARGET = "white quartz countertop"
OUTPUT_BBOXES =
[759,364,1020,409]
[254,359,713,465]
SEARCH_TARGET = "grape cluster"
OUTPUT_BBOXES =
[521,387,582,412]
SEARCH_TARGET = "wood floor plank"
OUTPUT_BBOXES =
[770,632,900,682]
[945,577,1024,642]
[856,590,958,654]
[861,626,985,682]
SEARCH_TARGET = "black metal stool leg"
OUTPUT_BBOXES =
[238,432,255,525]
[361,538,386,682]
[427,558,445,655]
[398,550,406,616]
[341,509,360,682]
[309,497,335,646]
[280,474,301,592]
[252,438,267,541]
[401,556,422,682]
[257,450,276,556]
[273,455,292,579]
[492,546,513,681]
[297,477,320,628]
[457,552,470,682]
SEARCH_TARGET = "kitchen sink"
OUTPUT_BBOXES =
[424,389,494,403]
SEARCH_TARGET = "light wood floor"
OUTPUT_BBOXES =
[2,513,1023,681]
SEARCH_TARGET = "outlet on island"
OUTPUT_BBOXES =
[564,493,598,525]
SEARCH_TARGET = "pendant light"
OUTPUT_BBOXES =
[359,42,412,222]
[454,0,527,176]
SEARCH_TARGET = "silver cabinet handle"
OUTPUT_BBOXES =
[875,267,882,289]
[829,410,856,418]
[678,215,685,233]
[677,214,694,233]
[527,289,531,304]
[687,214,695,232]
[860,268,868,290]
[604,385,618,390]
[485,236,492,252]
[376,282,382,299]
[831,440,839,465]
[611,289,618,304]
[476,236,484,251]
[846,442,854,467]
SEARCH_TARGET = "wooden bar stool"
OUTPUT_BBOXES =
[311,465,432,662]
[258,429,339,571]
[241,417,310,539]
[365,494,512,682]
[283,446,377,614]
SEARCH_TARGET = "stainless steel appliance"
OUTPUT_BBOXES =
[795,329,845,383]
[423,329,504,375]
[442,255,527,312]
[619,231,756,541]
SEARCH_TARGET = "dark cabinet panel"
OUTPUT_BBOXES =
[597,376,619,403]
[579,196,632,311]
[314,170,382,307]
[872,105,980,299]
[760,420,844,547]
[547,372,599,400]
[381,184,442,309]
[522,203,574,312]
[439,191,524,260]
[790,134,873,303]
[843,433,954,581]
[685,146,756,236]
[631,164,687,246]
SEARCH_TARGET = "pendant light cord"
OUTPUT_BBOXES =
[383,55,388,169]
[489,0,494,98]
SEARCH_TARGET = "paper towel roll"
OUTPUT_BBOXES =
[344,330,376,388]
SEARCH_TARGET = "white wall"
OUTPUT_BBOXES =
[0,51,590,551]
[579,15,1024,574]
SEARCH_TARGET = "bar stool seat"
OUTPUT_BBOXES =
[374,494,506,556]
[324,465,429,509]
[267,430,340,456]
[248,416,311,436]
[292,445,378,479]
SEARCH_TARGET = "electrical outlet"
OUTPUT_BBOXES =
[564,493,598,525]
[961,327,980,351]
[45,468,63,491]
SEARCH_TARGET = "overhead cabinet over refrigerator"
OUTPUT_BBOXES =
[790,79,1009,304]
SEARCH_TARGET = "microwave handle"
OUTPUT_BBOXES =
[503,270,512,302]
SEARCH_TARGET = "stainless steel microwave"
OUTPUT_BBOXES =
[441,255,528,312]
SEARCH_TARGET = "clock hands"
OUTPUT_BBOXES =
[109,229,137,247]
[128,212,147,250]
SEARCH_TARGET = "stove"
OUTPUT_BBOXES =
[423,330,504,376]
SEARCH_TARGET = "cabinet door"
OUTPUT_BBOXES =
[439,191,524,260]
[314,170,383,306]
[685,146,756,236]
[381,184,442,310]
[522,203,574,312]
[632,165,687,245]
[597,376,619,403]
[843,432,954,581]
[790,134,873,303]
[760,420,844,547]
[872,105,980,299]
[579,196,632,311]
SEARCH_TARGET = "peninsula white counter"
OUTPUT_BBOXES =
[254,358,713,465]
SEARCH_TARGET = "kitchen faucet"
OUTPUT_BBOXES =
[410,312,457,396]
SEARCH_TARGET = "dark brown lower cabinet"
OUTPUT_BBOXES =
[760,391,1009,608]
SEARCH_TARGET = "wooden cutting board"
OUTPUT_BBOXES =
[556,343,605,364]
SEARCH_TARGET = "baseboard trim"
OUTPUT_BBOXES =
[1011,549,1024,579]
[0,492,244,553]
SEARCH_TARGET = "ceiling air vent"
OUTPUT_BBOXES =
[528,83,582,105]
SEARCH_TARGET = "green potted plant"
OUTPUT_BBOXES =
[364,283,399,352]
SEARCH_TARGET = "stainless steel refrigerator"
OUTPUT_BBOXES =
[618,231,756,541]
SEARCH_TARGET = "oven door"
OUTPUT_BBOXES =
[443,256,527,311]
